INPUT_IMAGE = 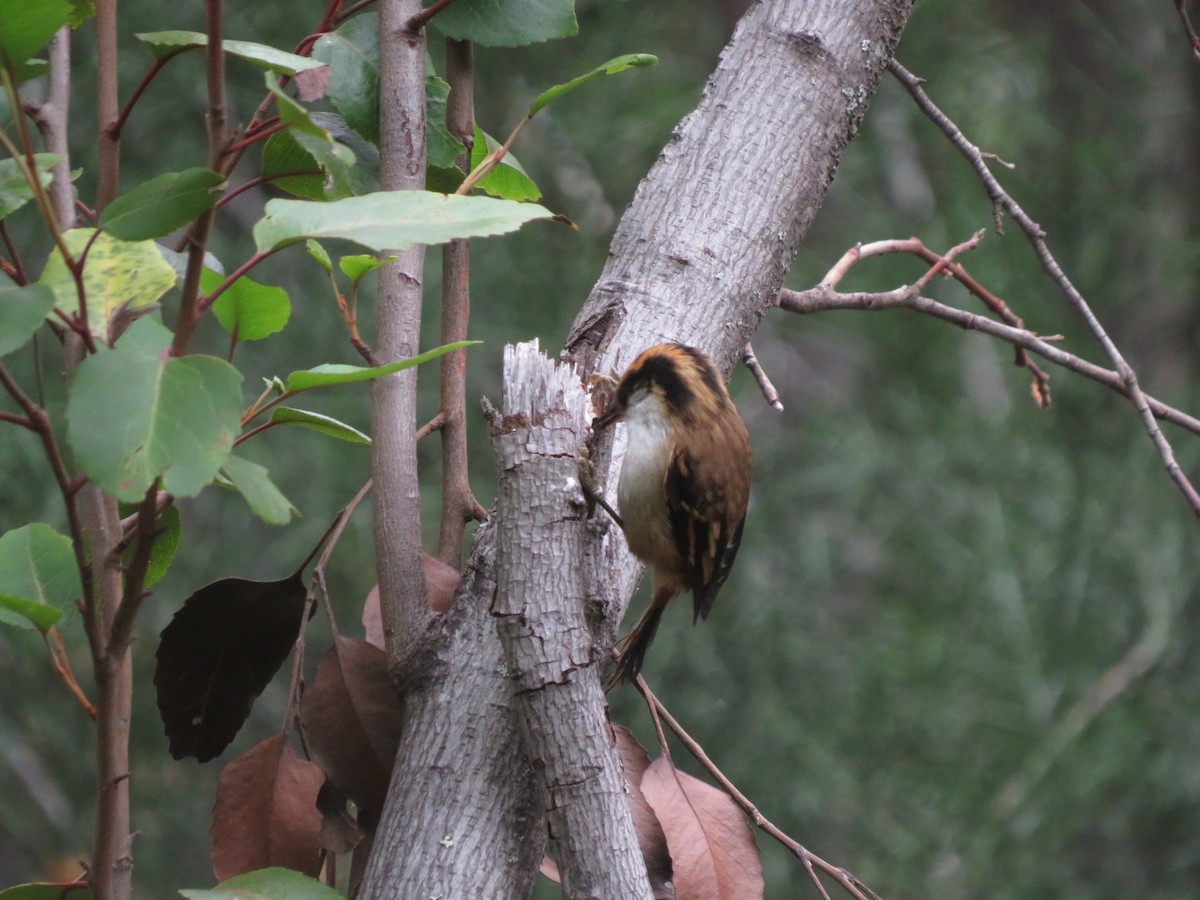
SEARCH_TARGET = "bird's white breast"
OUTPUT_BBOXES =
[616,390,675,569]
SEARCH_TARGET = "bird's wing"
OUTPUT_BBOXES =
[664,443,744,622]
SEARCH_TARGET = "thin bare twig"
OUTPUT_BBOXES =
[406,0,463,31]
[778,284,1200,437]
[632,676,878,900]
[817,236,1051,406]
[888,58,1200,519]
[742,342,784,412]
[44,627,96,718]
[1174,0,1200,61]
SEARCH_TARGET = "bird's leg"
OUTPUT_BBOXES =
[578,454,623,528]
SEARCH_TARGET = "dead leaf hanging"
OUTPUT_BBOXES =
[300,636,404,815]
[154,572,307,761]
[210,731,324,880]
[641,756,764,900]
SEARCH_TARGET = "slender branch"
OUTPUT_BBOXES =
[172,0,227,357]
[0,221,27,283]
[634,676,879,900]
[216,168,323,208]
[371,0,430,684]
[1174,0,1200,61]
[108,482,162,658]
[221,121,287,156]
[456,115,530,195]
[109,55,173,142]
[778,284,1200,437]
[0,84,74,269]
[741,342,783,412]
[436,38,484,565]
[334,0,379,24]
[889,58,1200,519]
[817,234,1052,405]
[94,0,120,209]
[406,0,463,31]
[197,250,274,316]
[0,410,35,428]
[24,26,75,227]
[44,627,97,718]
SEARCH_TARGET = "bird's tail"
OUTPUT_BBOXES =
[608,589,672,685]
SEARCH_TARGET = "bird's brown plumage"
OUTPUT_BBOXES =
[594,343,752,683]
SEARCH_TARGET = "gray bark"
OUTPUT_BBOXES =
[491,343,652,899]
[362,0,912,896]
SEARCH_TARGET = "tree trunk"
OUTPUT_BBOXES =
[362,0,912,896]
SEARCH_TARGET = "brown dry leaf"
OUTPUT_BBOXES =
[300,636,403,815]
[611,724,674,897]
[210,732,324,881]
[316,779,365,855]
[361,554,461,649]
[641,757,763,900]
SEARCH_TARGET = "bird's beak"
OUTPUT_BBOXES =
[593,403,621,430]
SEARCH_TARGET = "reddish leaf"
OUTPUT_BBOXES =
[300,636,403,814]
[316,779,365,855]
[641,757,764,900]
[611,725,674,896]
[210,732,324,881]
[423,553,461,613]
[539,856,561,884]
[361,585,382,649]
[361,553,461,647]
[293,65,330,102]
[155,572,307,761]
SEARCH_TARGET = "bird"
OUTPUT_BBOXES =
[592,342,752,684]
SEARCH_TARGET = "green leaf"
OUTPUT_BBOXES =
[253,192,552,254]
[12,57,51,83]
[0,0,72,67]
[261,130,328,201]
[0,523,82,632]
[431,0,578,47]
[470,127,541,201]
[99,168,225,241]
[221,455,298,525]
[0,283,57,357]
[261,76,362,200]
[265,74,357,196]
[39,229,177,343]
[66,317,244,501]
[0,883,91,900]
[529,53,658,116]
[270,407,370,444]
[305,240,332,272]
[67,0,96,28]
[0,153,63,220]
[180,867,342,900]
[311,16,379,144]
[135,31,325,74]
[201,267,290,342]
[0,595,61,631]
[338,254,394,282]
[118,504,181,589]
[286,341,478,392]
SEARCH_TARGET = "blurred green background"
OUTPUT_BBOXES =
[2,0,1199,897]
